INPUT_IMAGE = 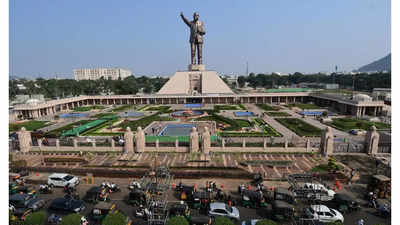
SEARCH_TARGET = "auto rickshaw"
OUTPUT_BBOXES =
[367,175,391,199]
[189,216,212,225]
[9,183,19,195]
[191,191,212,209]
[273,188,296,204]
[270,200,296,222]
[128,189,150,206]
[90,202,117,221]
[330,193,361,214]
[177,185,195,201]
[13,185,37,197]
[169,202,191,220]
[241,190,267,208]
[83,186,109,203]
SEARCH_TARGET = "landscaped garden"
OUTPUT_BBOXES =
[112,105,136,112]
[117,114,175,131]
[265,111,291,117]
[276,118,322,137]
[256,104,280,111]
[9,120,51,132]
[145,106,171,112]
[44,120,92,137]
[195,114,253,131]
[287,103,321,110]
[73,105,105,112]
[253,118,282,136]
[212,104,246,112]
[326,117,391,131]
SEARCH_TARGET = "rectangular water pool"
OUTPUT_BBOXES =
[158,124,196,136]
[234,111,255,117]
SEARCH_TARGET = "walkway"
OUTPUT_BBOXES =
[245,103,299,139]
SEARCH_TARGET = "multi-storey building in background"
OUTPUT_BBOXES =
[73,68,132,81]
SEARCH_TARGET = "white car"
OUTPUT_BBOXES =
[304,205,344,223]
[48,173,79,188]
[208,202,240,221]
[304,183,335,201]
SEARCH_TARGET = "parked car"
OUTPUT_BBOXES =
[302,205,344,223]
[49,197,85,213]
[9,194,45,219]
[303,183,336,201]
[48,173,79,188]
[208,202,240,221]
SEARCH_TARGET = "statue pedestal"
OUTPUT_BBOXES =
[188,64,206,71]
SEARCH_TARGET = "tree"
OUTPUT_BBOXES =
[167,216,189,225]
[102,212,128,225]
[255,219,278,225]
[322,111,328,117]
[211,217,234,225]
[237,76,246,88]
[24,211,47,225]
[60,213,82,225]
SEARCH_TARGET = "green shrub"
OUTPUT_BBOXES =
[255,219,278,225]
[102,212,128,225]
[325,222,343,225]
[24,211,47,225]
[60,213,82,225]
[167,216,189,225]
[211,217,234,225]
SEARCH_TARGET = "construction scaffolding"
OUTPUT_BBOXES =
[137,165,173,225]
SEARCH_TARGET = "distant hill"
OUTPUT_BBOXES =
[357,54,391,72]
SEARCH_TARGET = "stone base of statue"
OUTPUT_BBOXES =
[188,64,206,71]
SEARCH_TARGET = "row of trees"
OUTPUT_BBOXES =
[236,72,391,91]
[9,76,169,100]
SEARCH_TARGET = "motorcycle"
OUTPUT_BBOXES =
[129,181,142,191]
[378,204,391,218]
[102,182,120,193]
[135,205,151,220]
[39,184,53,194]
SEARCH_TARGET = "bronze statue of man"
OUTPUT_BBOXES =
[180,12,206,65]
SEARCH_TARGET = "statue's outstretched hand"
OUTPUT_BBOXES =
[180,12,184,17]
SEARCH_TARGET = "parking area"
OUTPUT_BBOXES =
[11,174,391,225]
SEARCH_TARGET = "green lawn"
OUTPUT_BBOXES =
[117,114,174,131]
[287,103,321,110]
[256,104,280,111]
[219,132,276,137]
[9,121,51,132]
[90,113,117,118]
[112,105,135,112]
[276,118,322,137]
[195,114,253,131]
[253,118,282,136]
[44,120,92,137]
[265,111,291,117]
[73,105,105,112]
[214,105,239,111]
[326,117,391,131]
[145,106,171,112]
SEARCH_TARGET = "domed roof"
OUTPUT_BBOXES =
[353,94,372,102]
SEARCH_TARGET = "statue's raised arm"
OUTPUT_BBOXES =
[180,12,191,27]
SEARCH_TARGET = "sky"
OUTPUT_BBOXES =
[9,0,391,78]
